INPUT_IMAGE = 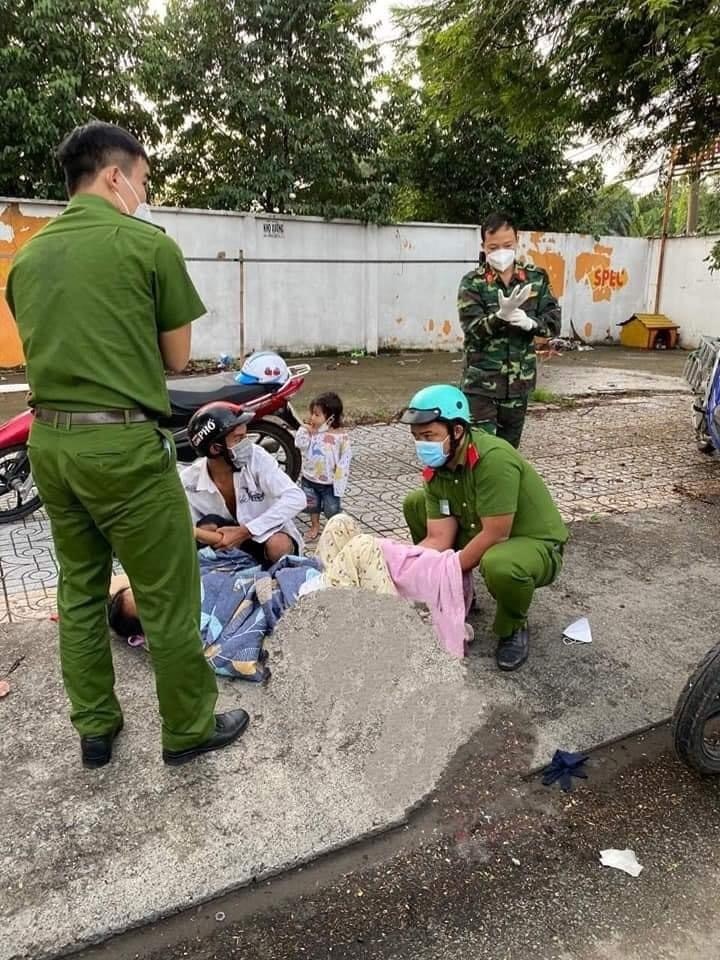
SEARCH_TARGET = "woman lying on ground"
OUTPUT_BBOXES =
[301,513,474,657]
[109,515,473,661]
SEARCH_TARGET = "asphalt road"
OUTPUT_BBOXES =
[73,715,720,960]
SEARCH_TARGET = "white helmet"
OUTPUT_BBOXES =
[237,351,290,385]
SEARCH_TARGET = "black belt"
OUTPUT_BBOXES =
[34,408,150,427]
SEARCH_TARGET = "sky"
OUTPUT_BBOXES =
[368,0,402,60]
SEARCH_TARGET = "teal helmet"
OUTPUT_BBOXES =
[400,384,471,425]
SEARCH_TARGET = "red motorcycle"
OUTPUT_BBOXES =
[0,363,310,524]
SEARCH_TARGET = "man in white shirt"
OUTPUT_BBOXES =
[182,402,305,566]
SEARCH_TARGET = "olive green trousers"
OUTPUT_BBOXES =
[29,418,217,751]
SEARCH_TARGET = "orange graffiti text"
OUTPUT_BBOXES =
[574,244,629,303]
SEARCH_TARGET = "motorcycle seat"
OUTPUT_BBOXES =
[167,373,281,413]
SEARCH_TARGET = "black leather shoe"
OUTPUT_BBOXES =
[162,710,250,766]
[81,719,124,769]
[496,625,530,671]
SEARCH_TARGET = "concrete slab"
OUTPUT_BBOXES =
[537,363,688,396]
[2,500,719,960]
[0,591,484,960]
[288,346,690,419]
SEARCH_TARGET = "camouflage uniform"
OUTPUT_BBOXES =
[458,261,561,448]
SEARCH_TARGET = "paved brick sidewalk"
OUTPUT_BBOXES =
[0,394,717,623]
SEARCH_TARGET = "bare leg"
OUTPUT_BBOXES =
[306,513,321,541]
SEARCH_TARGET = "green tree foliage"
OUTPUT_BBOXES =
[378,73,604,230]
[0,0,157,199]
[706,241,720,272]
[576,184,639,237]
[696,178,720,234]
[399,0,720,170]
[142,0,392,218]
[631,177,720,236]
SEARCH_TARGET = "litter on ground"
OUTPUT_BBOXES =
[541,749,590,792]
[563,617,592,645]
[599,848,644,877]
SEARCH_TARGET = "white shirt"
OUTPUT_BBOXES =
[180,446,306,549]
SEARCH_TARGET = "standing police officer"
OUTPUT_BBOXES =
[458,212,561,447]
[5,122,248,768]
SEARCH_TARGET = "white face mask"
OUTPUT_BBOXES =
[486,248,515,272]
[229,438,254,468]
[114,171,152,221]
[133,202,153,223]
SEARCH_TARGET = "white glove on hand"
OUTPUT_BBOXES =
[506,309,537,332]
[496,283,534,322]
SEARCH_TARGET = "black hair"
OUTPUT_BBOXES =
[439,418,469,458]
[107,588,143,639]
[311,391,344,428]
[57,121,148,195]
[481,211,518,241]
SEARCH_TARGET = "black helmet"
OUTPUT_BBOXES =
[188,402,254,457]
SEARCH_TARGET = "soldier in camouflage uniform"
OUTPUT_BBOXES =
[458,212,561,447]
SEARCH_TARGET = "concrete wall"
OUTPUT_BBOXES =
[518,231,651,346]
[0,200,61,366]
[647,234,720,346]
[1,195,715,364]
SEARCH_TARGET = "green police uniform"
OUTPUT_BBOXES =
[458,261,561,448]
[5,193,218,751]
[403,429,568,638]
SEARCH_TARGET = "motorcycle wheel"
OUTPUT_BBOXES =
[0,444,43,524]
[672,642,720,775]
[247,420,301,480]
[691,400,714,454]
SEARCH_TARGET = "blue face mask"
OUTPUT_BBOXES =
[415,439,449,468]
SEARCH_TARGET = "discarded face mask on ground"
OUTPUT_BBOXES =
[563,617,592,646]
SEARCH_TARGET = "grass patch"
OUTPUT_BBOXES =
[531,388,576,408]
[346,408,401,426]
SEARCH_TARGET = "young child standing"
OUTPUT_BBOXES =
[295,391,352,541]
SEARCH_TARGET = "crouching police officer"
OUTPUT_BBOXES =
[5,122,248,767]
[401,385,568,670]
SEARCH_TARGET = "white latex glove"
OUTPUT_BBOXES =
[496,283,534,321]
[506,309,537,332]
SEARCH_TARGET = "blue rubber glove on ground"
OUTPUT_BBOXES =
[542,749,589,791]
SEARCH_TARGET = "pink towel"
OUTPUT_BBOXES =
[379,540,472,658]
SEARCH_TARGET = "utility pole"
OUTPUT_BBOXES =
[654,148,677,313]
[686,168,700,234]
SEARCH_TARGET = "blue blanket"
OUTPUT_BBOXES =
[198,548,321,682]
